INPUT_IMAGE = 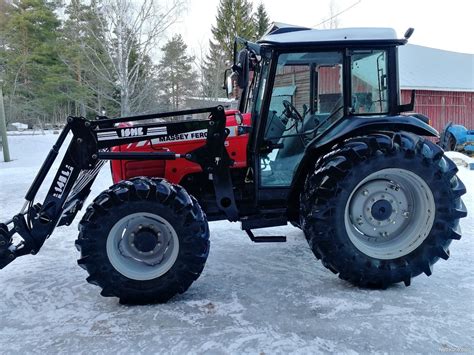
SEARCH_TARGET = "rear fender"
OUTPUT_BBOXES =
[287,115,438,223]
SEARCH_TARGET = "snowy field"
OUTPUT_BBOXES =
[0,132,472,354]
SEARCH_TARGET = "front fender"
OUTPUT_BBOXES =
[287,115,438,223]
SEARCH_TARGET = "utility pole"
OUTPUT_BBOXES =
[0,78,11,162]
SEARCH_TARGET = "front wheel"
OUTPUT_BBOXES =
[300,132,467,288]
[75,177,209,304]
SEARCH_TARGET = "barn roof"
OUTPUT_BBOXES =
[399,44,474,92]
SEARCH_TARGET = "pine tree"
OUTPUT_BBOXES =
[157,35,197,110]
[254,2,270,39]
[61,0,119,118]
[0,0,73,125]
[202,0,255,98]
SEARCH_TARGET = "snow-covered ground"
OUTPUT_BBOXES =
[0,133,472,354]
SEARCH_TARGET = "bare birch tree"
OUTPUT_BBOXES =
[83,0,185,116]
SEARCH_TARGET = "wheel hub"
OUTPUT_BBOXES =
[371,199,392,221]
[132,229,159,253]
[106,213,180,281]
[349,179,409,240]
[118,218,173,266]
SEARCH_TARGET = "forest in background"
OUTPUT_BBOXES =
[0,0,270,127]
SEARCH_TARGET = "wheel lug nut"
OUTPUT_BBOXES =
[402,211,410,218]
[362,190,369,196]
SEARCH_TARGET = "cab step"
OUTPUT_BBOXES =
[240,209,287,230]
[244,229,286,243]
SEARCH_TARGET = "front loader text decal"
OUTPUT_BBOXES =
[154,130,207,143]
[53,165,74,199]
[120,127,144,137]
[97,126,167,141]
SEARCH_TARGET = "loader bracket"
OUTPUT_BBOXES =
[69,117,98,170]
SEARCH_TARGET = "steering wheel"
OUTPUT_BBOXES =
[282,100,303,122]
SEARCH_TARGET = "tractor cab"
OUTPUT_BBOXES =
[228,27,429,213]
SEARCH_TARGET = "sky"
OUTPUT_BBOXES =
[171,0,474,56]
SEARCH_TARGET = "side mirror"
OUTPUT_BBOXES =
[232,49,249,89]
[399,89,415,112]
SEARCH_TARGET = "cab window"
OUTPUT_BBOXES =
[351,50,389,114]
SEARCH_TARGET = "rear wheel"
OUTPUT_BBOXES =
[301,132,467,288]
[445,132,457,151]
[76,177,209,304]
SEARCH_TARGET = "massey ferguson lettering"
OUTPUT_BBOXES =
[155,130,207,142]
[121,127,144,137]
[53,165,74,199]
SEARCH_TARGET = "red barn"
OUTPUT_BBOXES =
[399,44,474,132]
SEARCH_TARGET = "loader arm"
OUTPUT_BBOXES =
[0,105,238,269]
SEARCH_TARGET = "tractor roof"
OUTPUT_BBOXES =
[259,26,406,47]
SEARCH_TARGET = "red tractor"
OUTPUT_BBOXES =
[0,25,467,304]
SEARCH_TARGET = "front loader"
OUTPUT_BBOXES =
[0,26,467,304]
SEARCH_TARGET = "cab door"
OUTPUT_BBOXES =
[258,51,344,188]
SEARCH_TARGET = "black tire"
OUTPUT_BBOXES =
[300,132,467,288]
[75,177,209,304]
[445,132,457,151]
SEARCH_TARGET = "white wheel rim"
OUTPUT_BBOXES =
[344,168,435,259]
[106,212,179,281]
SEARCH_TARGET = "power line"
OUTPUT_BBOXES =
[313,0,362,28]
